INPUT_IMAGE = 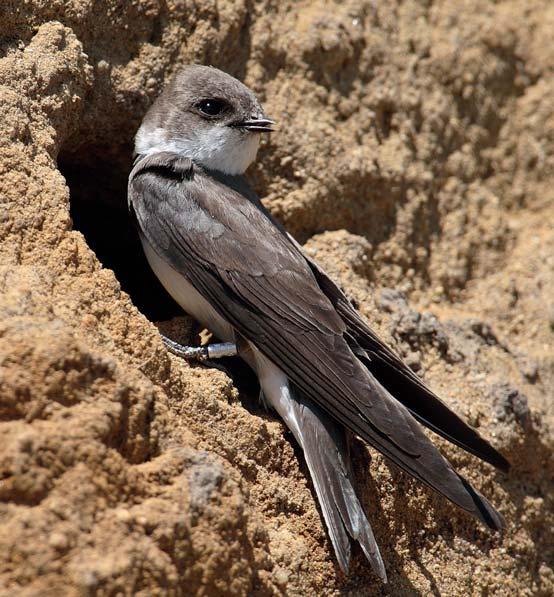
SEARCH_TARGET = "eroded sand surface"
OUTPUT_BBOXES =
[0,1,552,595]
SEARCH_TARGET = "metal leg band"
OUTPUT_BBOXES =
[162,335,237,361]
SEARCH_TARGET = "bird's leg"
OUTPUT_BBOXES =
[161,334,237,362]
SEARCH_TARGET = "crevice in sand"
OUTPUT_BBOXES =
[58,147,183,322]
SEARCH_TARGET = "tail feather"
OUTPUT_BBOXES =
[264,370,387,580]
[304,402,386,580]
[251,343,502,581]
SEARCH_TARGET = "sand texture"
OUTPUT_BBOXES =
[0,1,552,595]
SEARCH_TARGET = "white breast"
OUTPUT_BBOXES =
[140,236,235,342]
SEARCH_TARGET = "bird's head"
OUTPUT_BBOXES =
[135,65,274,175]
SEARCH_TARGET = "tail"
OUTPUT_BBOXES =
[255,350,387,580]
[295,394,387,581]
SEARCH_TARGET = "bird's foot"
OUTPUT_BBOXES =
[161,334,237,372]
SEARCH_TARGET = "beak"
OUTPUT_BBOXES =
[232,117,275,132]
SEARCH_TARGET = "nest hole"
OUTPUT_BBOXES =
[59,146,182,321]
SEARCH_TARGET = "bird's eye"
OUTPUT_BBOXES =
[195,99,229,117]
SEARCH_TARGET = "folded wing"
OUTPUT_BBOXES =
[129,152,507,531]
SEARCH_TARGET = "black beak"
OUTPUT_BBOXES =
[232,117,275,132]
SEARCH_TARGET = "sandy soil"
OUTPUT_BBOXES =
[0,1,552,595]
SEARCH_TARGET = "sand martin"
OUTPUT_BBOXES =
[128,65,509,581]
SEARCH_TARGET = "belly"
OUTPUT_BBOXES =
[140,236,235,343]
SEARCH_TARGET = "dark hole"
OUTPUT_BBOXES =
[380,106,393,138]
[59,146,183,321]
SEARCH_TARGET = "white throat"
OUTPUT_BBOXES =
[135,125,260,175]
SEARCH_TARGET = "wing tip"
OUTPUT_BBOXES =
[358,543,388,583]
[453,433,512,474]
[492,452,511,474]
[458,474,506,532]
[468,438,511,473]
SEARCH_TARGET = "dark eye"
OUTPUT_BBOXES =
[195,99,229,117]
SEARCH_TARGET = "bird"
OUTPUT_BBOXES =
[128,64,509,581]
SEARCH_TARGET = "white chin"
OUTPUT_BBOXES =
[195,127,260,175]
[135,125,260,176]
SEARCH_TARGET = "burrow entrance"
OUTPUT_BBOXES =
[59,146,182,322]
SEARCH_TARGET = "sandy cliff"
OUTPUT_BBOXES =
[0,1,552,595]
